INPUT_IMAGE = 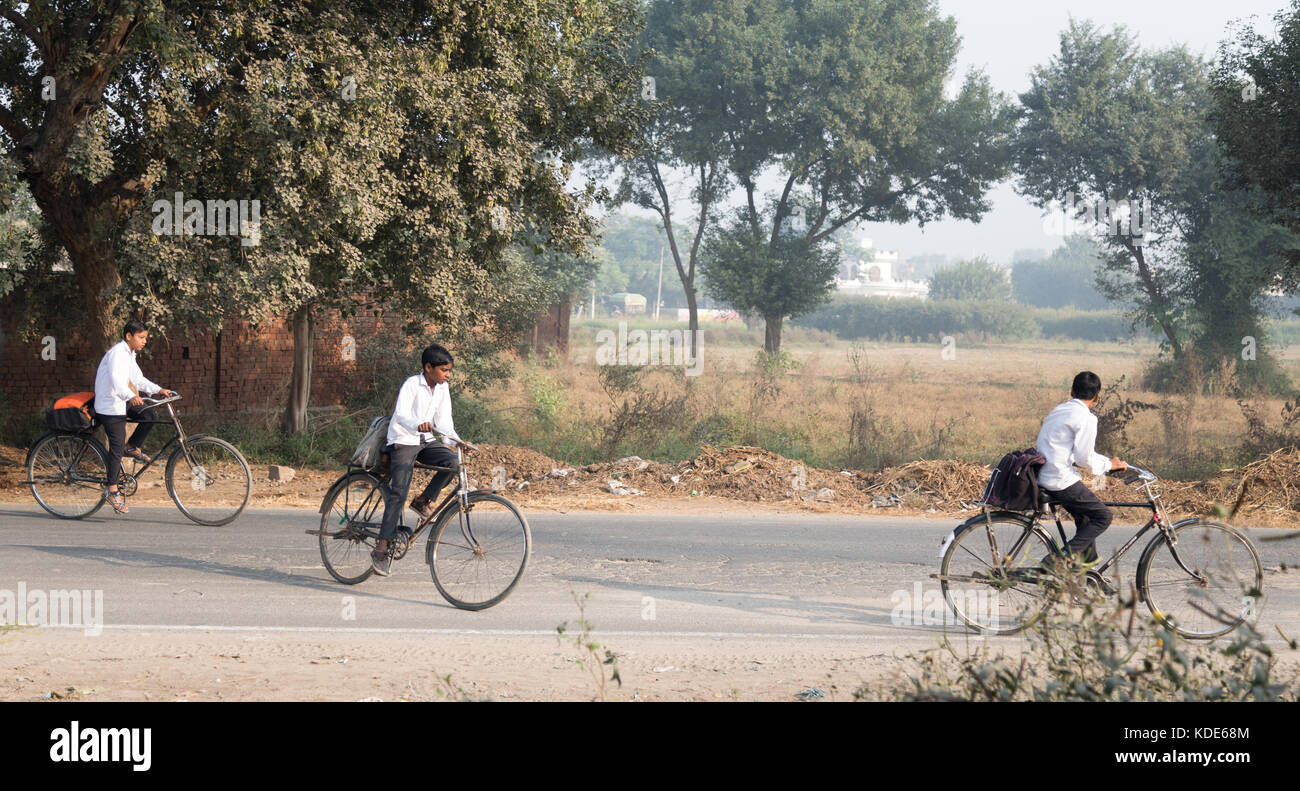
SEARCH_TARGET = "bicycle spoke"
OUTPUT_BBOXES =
[429,494,530,610]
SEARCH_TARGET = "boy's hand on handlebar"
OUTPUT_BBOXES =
[1109,457,1127,471]
[129,396,144,406]
[417,422,434,433]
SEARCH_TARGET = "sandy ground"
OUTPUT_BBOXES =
[0,628,915,702]
[4,625,1294,702]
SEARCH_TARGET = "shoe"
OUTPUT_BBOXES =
[370,548,392,577]
[104,490,129,515]
[409,496,435,521]
[124,447,151,463]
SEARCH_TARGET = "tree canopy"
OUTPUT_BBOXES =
[616,0,1014,352]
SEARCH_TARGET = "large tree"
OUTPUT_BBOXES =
[1,1,648,432]
[1015,20,1299,391]
[1212,1,1300,273]
[614,0,1013,353]
[1012,21,1206,360]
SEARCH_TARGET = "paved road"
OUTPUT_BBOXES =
[2,504,1296,646]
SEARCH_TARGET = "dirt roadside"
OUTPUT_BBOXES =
[0,628,915,702]
[7,441,1300,527]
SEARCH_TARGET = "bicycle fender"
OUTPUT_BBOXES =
[937,529,956,558]
[318,471,379,514]
[1136,516,1216,570]
[942,511,1042,558]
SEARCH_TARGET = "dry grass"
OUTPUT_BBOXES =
[481,326,1300,482]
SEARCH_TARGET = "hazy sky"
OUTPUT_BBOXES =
[606,0,1291,267]
[855,0,1289,265]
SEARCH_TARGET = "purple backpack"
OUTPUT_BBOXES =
[981,448,1047,511]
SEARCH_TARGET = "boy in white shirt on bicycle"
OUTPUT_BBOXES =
[371,343,474,576]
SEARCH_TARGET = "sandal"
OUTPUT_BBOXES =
[104,490,129,515]
[124,447,152,463]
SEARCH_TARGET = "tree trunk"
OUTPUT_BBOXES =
[73,243,123,353]
[684,285,700,361]
[764,314,783,354]
[283,304,315,435]
[556,292,571,355]
[29,178,123,351]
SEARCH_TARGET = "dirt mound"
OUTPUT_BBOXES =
[461,444,875,506]
[464,445,572,482]
[1161,448,1300,523]
[864,459,990,507]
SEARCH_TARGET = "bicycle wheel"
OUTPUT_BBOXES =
[1137,519,1263,640]
[318,473,386,584]
[940,516,1055,635]
[427,492,531,610]
[165,436,252,526]
[27,432,109,519]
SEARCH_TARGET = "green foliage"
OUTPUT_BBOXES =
[2,0,651,375]
[592,212,683,309]
[1011,236,1111,310]
[205,411,365,469]
[927,256,1010,301]
[526,373,567,429]
[556,591,622,701]
[793,295,1038,342]
[1013,20,1297,389]
[858,585,1293,702]
[613,0,1014,352]
[1213,1,1300,277]
[700,218,840,350]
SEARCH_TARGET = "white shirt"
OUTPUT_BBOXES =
[94,340,162,416]
[1035,398,1111,490]
[386,373,460,447]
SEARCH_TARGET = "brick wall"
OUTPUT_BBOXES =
[0,291,404,420]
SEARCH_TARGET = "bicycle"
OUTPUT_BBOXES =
[23,394,252,526]
[935,465,1264,640]
[307,439,531,610]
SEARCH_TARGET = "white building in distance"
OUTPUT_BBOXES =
[834,239,928,300]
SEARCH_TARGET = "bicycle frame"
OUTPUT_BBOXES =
[336,442,483,549]
[23,395,195,489]
[1015,467,1206,582]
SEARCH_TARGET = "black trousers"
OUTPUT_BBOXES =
[1045,480,1113,563]
[96,405,158,488]
[379,441,459,541]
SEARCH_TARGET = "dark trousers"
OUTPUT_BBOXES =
[1046,480,1113,563]
[379,441,458,541]
[96,406,158,488]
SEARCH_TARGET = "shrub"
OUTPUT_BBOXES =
[927,257,1011,301]
[794,295,1037,341]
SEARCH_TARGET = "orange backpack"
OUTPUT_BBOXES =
[46,392,96,432]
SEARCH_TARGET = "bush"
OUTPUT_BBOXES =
[927,257,1011,301]
[1032,307,1136,341]
[793,295,1037,342]
[857,582,1294,702]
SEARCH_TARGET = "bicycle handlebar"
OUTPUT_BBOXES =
[140,393,183,407]
[1107,464,1157,485]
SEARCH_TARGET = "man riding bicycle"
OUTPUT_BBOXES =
[371,343,474,577]
[1036,371,1126,571]
[94,319,175,515]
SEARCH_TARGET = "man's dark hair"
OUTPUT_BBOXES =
[421,344,453,369]
[1071,371,1102,401]
[122,319,147,338]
